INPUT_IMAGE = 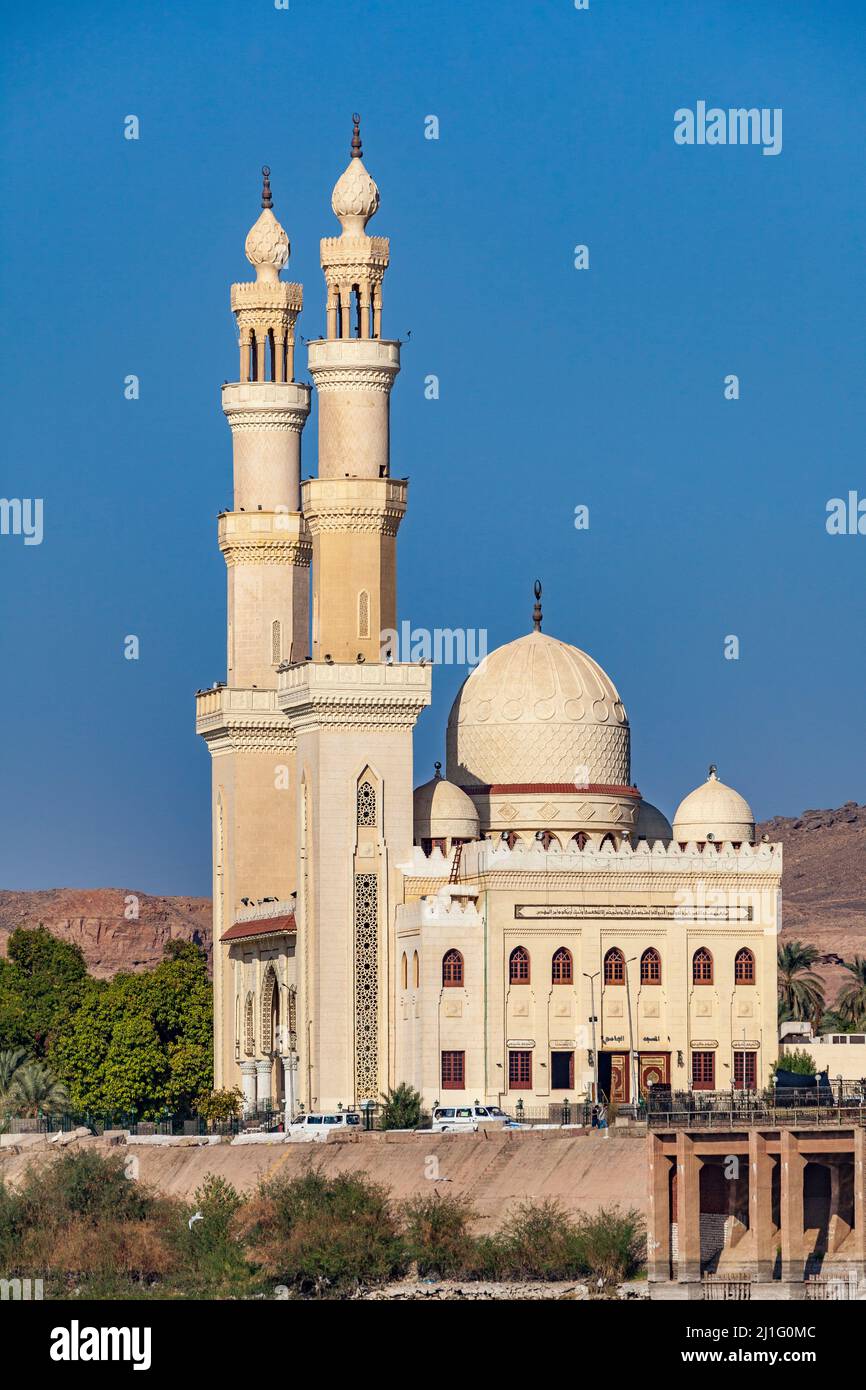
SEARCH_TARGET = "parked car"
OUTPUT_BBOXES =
[430,1104,512,1132]
[287,1111,362,1141]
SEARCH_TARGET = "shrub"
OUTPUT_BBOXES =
[246,1168,406,1295]
[171,1173,251,1297]
[401,1192,478,1277]
[491,1199,585,1280]
[194,1087,243,1123]
[572,1206,645,1286]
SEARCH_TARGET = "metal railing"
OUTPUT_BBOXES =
[647,1083,866,1129]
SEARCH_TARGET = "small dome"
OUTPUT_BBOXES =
[673,766,755,844]
[414,767,479,842]
[245,208,289,283]
[331,114,379,234]
[446,630,630,788]
[633,799,673,843]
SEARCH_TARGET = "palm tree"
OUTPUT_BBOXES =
[10,1060,69,1117]
[0,1048,28,1133]
[777,941,825,1025]
[836,956,866,1031]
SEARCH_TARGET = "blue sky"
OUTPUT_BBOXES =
[1,0,864,893]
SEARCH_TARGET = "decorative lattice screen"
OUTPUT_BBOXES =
[354,872,379,1100]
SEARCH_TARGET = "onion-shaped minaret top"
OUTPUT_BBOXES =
[331,115,380,235]
[245,165,290,284]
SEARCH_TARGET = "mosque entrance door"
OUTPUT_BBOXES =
[638,1052,670,1096]
[598,1051,630,1103]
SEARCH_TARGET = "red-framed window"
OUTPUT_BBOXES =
[509,945,530,984]
[604,947,625,984]
[734,1050,757,1091]
[442,948,464,988]
[441,1051,465,1089]
[508,1049,532,1089]
[691,1050,715,1090]
[734,947,755,984]
[692,947,713,984]
[552,947,573,984]
[640,947,661,984]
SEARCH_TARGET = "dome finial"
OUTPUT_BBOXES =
[261,165,273,210]
[351,113,362,159]
[434,760,442,779]
[708,763,718,780]
[532,580,543,632]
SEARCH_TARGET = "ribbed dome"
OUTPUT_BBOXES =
[673,767,755,843]
[414,769,480,842]
[244,208,289,283]
[633,799,673,843]
[446,631,630,788]
[331,157,380,233]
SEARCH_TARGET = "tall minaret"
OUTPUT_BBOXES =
[197,168,311,1091]
[279,120,431,1110]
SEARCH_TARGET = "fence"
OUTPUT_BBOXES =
[647,1084,866,1129]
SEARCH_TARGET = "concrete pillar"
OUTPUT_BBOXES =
[648,1135,672,1282]
[677,1131,702,1282]
[854,1127,866,1274]
[780,1130,806,1282]
[256,1057,272,1109]
[240,1060,257,1114]
[748,1130,775,1281]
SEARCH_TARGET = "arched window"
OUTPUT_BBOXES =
[412,951,420,988]
[271,618,282,665]
[572,832,589,851]
[604,947,625,984]
[357,590,370,640]
[552,947,573,984]
[509,945,530,984]
[693,947,713,984]
[401,952,408,990]
[442,949,464,988]
[734,947,755,984]
[599,833,617,851]
[244,993,255,1056]
[357,778,376,827]
[537,830,559,850]
[640,947,662,984]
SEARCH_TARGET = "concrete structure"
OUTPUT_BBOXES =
[198,123,782,1115]
[648,1121,866,1285]
[780,1022,866,1084]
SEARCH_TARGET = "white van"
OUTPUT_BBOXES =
[430,1104,511,1133]
[287,1111,362,1142]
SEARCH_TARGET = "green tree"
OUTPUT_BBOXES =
[50,940,213,1120]
[777,941,825,1024]
[836,956,866,1031]
[379,1082,422,1130]
[0,927,88,1054]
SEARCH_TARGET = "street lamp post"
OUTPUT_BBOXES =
[624,956,638,1107]
[283,1028,297,1133]
[583,971,600,1103]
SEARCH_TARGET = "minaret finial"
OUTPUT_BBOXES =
[351,113,363,159]
[261,165,273,210]
[709,763,718,779]
[434,761,442,779]
[532,580,543,632]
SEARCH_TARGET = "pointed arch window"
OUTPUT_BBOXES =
[693,947,714,984]
[412,951,420,988]
[442,949,464,988]
[604,947,625,984]
[271,618,282,665]
[358,590,370,640]
[401,952,408,990]
[734,947,755,984]
[552,947,573,984]
[357,779,376,827]
[640,947,662,985]
[509,945,530,984]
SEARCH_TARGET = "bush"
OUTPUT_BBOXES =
[572,1206,645,1286]
[194,1087,243,1123]
[246,1168,406,1295]
[171,1173,251,1297]
[401,1192,478,1277]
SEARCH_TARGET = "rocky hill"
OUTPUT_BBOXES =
[1,803,863,997]
[757,801,866,1005]
[0,889,212,979]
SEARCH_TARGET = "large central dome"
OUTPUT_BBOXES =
[446,630,630,788]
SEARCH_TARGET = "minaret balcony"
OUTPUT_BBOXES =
[222,380,311,429]
[307,337,400,392]
[218,510,311,567]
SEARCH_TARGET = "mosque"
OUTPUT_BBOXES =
[196,121,782,1116]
